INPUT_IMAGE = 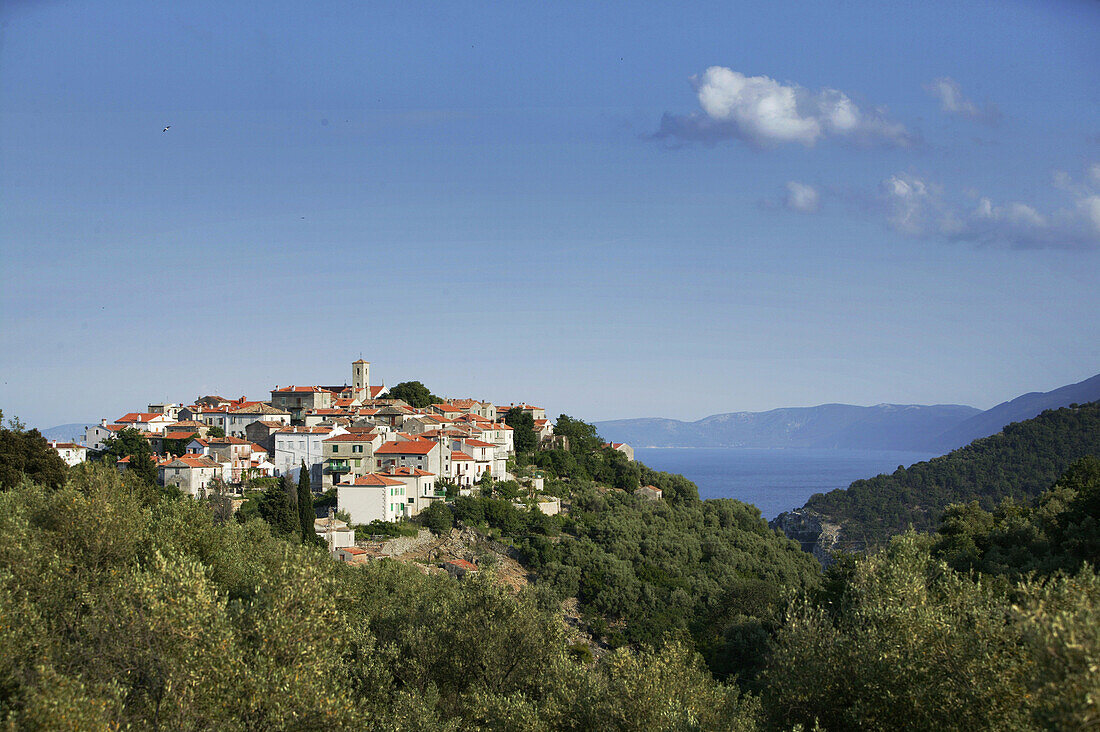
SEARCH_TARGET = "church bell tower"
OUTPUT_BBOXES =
[352,359,370,401]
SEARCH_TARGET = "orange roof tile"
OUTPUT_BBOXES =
[341,473,405,487]
[381,467,435,477]
[323,432,376,443]
[116,412,164,423]
[461,439,495,448]
[376,440,437,455]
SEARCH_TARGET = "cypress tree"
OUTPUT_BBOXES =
[260,474,300,537]
[297,460,314,541]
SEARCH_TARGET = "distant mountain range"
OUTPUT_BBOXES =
[595,372,1100,452]
[38,423,94,443]
[924,373,1100,452]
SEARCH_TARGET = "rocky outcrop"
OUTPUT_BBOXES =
[770,508,849,567]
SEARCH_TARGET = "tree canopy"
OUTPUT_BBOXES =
[384,381,440,409]
[0,410,67,491]
[504,407,537,453]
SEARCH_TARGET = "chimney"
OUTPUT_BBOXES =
[100,418,108,427]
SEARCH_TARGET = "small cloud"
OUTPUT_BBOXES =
[923,77,1001,124]
[784,181,820,213]
[872,166,1100,248]
[654,67,915,148]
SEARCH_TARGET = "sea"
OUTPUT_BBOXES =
[633,447,939,521]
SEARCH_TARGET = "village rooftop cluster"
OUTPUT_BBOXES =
[51,360,580,520]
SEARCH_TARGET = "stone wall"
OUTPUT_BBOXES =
[379,528,434,556]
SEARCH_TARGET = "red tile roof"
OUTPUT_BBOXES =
[161,431,198,440]
[169,420,206,428]
[450,451,474,461]
[381,467,435,477]
[446,559,479,571]
[376,440,437,455]
[230,403,290,415]
[341,473,405,487]
[116,412,164,423]
[164,454,220,468]
[323,432,377,443]
[461,439,495,448]
[272,385,333,394]
[253,420,287,428]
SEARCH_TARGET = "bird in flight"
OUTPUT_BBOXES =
[162,125,171,132]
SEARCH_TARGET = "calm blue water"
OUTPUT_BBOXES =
[634,447,938,520]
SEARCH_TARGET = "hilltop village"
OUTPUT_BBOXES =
[54,359,637,553]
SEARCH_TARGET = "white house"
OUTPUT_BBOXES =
[337,473,409,524]
[159,454,221,497]
[274,425,346,487]
[378,467,440,515]
[85,420,124,451]
[314,516,356,549]
[49,441,87,466]
[449,450,490,486]
[451,437,502,478]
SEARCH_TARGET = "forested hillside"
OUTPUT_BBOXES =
[2,410,1099,729]
[794,401,1100,548]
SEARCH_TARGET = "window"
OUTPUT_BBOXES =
[353,444,362,453]
[332,445,339,453]
[354,459,360,467]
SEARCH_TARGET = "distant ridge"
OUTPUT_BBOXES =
[596,372,1100,452]
[38,423,94,443]
[595,403,980,451]
[927,373,1100,452]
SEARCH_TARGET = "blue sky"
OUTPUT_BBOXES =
[1,0,1098,428]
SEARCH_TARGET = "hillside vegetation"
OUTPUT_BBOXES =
[798,401,1100,547]
[2,410,1100,729]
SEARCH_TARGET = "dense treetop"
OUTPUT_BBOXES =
[0,410,67,491]
[383,381,440,409]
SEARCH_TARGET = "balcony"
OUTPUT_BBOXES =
[324,460,350,473]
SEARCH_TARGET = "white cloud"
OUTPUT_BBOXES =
[874,167,1100,248]
[1079,195,1100,235]
[784,181,820,213]
[923,77,1000,123]
[655,67,914,148]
